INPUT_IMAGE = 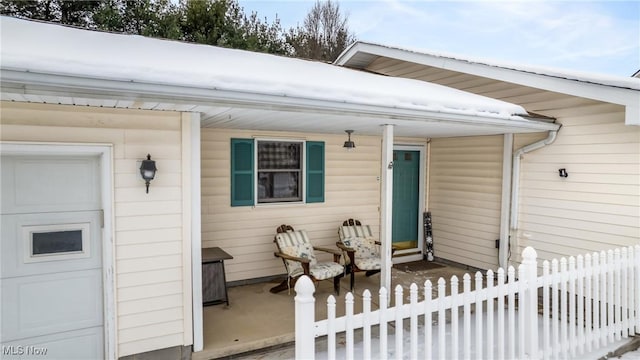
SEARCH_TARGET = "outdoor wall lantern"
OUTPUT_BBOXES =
[558,168,568,178]
[343,130,356,150]
[139,154,157,193]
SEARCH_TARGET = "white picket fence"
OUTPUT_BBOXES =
[294,246,640,359]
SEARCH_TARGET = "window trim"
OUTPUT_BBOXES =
[22,222,91,263]
[254,138,306,206]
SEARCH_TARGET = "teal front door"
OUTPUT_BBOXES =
[392,149,420,251]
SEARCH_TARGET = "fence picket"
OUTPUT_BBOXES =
[410,283,418,360]
[621,247,629,338]
[497,268,505,360]
[507,266,516,360]
[561,257,568,359]
[552,259,559,360]
[327,295,336,360]
[608,250,615,344]
[518,264,526,360]
[437,278,445,360]
[636,246,640,334]
[380,287,388,360]
[451,276,459,360]
[577,255,585,355]
[486,270,494,360]
[363,290,372,360]
[542,260,550,360]
[296,245,639,360]
[424,280,432,360]
[475,272,483,360]
[615,249,622,341]
[345,292,354,360]
[569,256,576,358]
[601,250,608,347]
[594,251,602,350]
[463,273,472,360]
[395,285,403,359]
[585,253,593,353]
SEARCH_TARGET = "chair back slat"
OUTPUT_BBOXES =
[275,227,317,276]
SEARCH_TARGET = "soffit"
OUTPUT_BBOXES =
[346,55,625,119]
[362,56,615,118]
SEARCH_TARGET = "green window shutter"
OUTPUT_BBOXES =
[230,138,254,206]
[306,141,325,203]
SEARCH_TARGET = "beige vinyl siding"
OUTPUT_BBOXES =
[428,135,504,270]
[201,129,395,282]
[0,102,189,357]
[513,104,640,264]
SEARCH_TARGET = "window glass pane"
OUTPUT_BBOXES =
[258,141,301,170]
[32,230,83,255]
[258,171,301,202]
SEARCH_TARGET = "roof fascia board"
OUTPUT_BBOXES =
[1,69,560,132]
[338,43,640,125]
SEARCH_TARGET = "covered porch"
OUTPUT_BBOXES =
[194,261,472,359]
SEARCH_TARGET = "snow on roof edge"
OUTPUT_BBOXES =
[0,16,534,121]
[341,41,640,91]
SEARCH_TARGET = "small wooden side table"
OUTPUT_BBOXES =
[201,247,233,306]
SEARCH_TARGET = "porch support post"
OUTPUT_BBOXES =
[499,133,513,269]
[380,124,394,299]
[189,112,203,352]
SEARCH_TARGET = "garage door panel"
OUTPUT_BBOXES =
[1,212,102,278]
[1,153,104,359]
[2,327,103,360]
[1,155,100,214]
[1,269,103,342]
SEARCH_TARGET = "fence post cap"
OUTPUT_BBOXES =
[294,275,315,297]
[522,246,537,259]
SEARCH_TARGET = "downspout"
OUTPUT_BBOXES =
[508,127,560,261]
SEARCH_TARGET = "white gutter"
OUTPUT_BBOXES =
[510,129,560,230]
[0,69,560,132]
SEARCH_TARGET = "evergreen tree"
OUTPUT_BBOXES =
[1,0,100,27]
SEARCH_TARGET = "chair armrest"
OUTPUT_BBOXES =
[273,252,310,264]
[336,242,355,253]
[335,242,356,265]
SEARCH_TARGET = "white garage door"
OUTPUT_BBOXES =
[1,154,104,359]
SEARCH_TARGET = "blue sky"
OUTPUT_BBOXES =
[237,0,640,77]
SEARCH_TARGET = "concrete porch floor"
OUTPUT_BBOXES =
[193,261,472,360]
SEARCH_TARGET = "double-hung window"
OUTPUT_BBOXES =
[257,141,302,203]
[231,138,324,206]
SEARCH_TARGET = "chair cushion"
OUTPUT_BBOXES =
[354,256,381,271]
[339,224,380,270]
[275,230,317,276]
[309,261,345,280]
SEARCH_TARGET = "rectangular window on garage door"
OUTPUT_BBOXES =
[22,223,91,263]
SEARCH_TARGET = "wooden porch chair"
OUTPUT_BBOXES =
[337,219,395,291]
[270,224,344,294]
